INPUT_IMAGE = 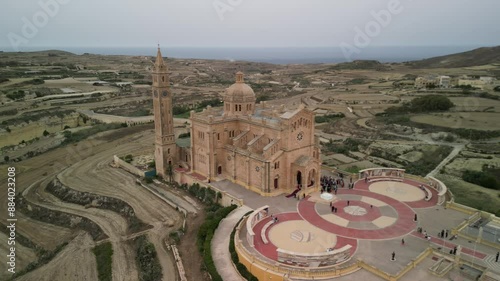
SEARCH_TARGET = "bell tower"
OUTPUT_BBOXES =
[152,46,176,177]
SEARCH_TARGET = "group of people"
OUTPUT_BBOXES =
[320,175,355,193]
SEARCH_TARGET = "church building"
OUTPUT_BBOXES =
[152,48,321,195]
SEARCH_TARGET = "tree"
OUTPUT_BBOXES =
[43,130,50,136]
[4,156,9,162]
[166,163,173,183]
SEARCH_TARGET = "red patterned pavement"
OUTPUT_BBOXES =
[252,212,358,262]
[410,231,487,259]
[298,189,417,240]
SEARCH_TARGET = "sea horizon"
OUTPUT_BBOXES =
[0,45,491,65]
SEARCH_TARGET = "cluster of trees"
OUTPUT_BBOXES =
[93,242,113,281]
[173,98,223,117]
[135,236,162,281]
[6,90,25,100]
[0,108,18,116]
[62,123,125,145]
[178,183,220,205]
[315,113,345,124]
[384,95,454,115]
[462,169,499,190]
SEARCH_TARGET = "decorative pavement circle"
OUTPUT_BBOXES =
[252,213,357,261]
[369,181,426,202]
[344,206,367,216]
[299,188,417,240]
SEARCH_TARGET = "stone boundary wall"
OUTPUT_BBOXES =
[113,155,145,177]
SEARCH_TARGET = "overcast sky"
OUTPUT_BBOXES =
[1,0,500,50]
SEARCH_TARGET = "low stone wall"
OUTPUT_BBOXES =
[277,245,352,267]
[426,176,448,205]
[113,155,145,177]
[359,167,405,179]
[246,206,269,248]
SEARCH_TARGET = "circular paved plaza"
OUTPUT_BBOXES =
[252,178,440,265]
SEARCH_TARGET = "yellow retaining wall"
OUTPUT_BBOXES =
[445,201,478,215]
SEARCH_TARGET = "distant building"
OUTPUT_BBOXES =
[415,75,438,88]
[458,79,485,89]
[415,75,451,89]
[438,76,451,88]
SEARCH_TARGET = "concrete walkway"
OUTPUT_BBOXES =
[212,205,253,281]
[426,144,464,177]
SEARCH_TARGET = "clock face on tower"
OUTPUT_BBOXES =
[297,131,304,141]
[162,91,168,97]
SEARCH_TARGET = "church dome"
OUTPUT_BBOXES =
[225,72,255,99]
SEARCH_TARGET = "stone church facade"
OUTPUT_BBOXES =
[153,48,321,195]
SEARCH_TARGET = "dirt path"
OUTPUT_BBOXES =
[24,178,137,281]
[56,133,182,281]
[0,125,182,281]
[16,233,98,281]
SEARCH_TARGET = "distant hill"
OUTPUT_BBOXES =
[408,46,500,68]
[329,60,390,71]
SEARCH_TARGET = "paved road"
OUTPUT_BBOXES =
[211,206,252,281]
[427,144,464,178]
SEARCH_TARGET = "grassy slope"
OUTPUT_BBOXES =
[436,173,500,216]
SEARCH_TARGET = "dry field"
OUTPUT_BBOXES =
[0,125,187,281]
[449,97,500,112]
[411,112,500,130]
[444,155,500,175]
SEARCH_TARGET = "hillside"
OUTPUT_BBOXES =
[408,46,500,68]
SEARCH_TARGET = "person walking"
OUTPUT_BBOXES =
[496,251,499,262]
[401,238,405,245]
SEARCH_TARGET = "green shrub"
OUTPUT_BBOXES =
[229,211,258,281]
[93,242,113,281]
[197,203,237,281]
[134,236,162,281]
[462,170,499,190]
